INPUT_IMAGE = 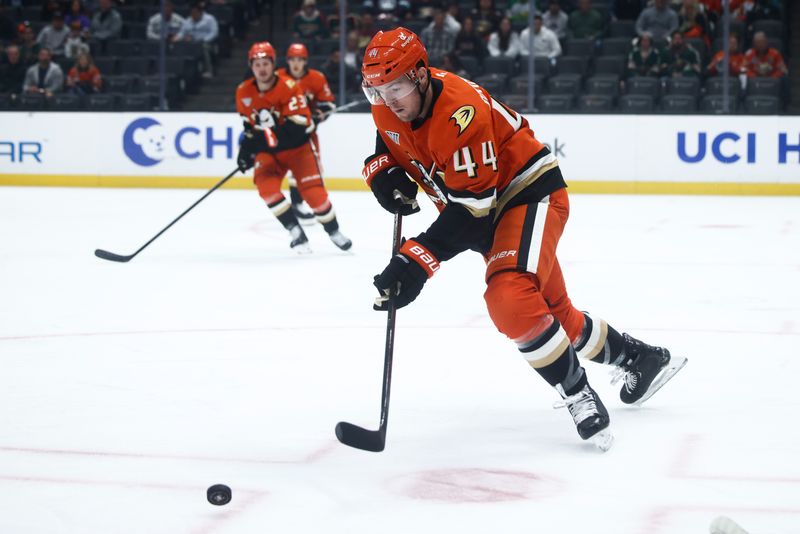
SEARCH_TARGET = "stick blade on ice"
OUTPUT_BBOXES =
[335,422,385,452]
[94,249,133,262]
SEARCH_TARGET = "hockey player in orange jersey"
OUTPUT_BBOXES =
[277,43,337,223]
[360,28,686,449]
[236,41,351,252]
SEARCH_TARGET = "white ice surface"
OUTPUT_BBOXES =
[1,187,799,534]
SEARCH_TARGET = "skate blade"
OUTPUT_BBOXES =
[292,243,313,254]
[589,429,614,452]
[633,355,687,406]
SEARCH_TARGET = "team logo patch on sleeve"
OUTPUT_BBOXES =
[385,130,400,144]
[241,98,252,106]
[450,105,475,136]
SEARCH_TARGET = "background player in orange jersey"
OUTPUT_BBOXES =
[277,43,337,223]
[236,41,351,252]
[360,28,686,450]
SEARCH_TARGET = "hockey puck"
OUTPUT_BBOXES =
[207,484,232,506]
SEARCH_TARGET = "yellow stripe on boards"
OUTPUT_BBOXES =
[1,175,799,195]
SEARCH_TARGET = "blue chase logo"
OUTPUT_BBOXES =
[123,117,167,166]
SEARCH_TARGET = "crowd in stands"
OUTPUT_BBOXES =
[0,0,266,110]
[286,0,790,114]
[0,0,791,113]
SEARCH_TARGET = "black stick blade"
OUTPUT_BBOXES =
[94,249,134,262]
[335,422,386,452]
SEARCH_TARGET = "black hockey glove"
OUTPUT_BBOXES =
[373,254,428,310]
[363,154,420,216]
[373,239,439,310]
[237,126,269,172]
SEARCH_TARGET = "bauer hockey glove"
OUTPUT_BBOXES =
[363,155,420,216]
[373,240,439,310]
[237,123,269,171]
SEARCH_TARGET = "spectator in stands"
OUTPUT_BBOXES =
[454,16,487,59]
[342,30,362,70]
[66,51,102,94]
[0,45,27,95]
[327,0,360,38]
[0,5,16,44]
[520,14,562,61]
[743,30,787,78]
[177,2,219,79]
[663,30,701,76]
[322,49,357,93]
[421,5,457,66]
[627,32,662,77]
[543,1,569,40]
[356,13,378,48]
[37,12,70,57]
[507,0,535,27]
[65,0,91,33]
[677,0,709,45]
[707,34,744,76]
[636,0,678,42]
[733,0,781,24]
[147,1,185,43]
[90,0,123,48]
[64,20,90,59]
[612,0,646,21]
[487,17,521,58]
[362,0,412,19]
[441,51,470,78]
[40,0,63,24]
[445,4,463,34]
[292,0,329,41]
[471,0,503,39]
[18,24,41,66]
[569,0,605,40]
[23,47,63,99]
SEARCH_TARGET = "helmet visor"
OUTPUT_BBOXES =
[362,74,418,105]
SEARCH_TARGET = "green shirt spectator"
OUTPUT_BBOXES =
[627,33,662,77]
[663,31,701,77]
[568,0,605,40]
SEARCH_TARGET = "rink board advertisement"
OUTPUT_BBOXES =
[1,112,799,194]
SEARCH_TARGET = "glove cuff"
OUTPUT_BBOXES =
[362,153,398,187]
[399,239,440,278]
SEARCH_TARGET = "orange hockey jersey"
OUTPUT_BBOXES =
[235,74,314,152]
[276,67,335,112]
[364,68,565,260]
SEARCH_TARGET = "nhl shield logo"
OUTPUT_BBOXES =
[385,130,400,144]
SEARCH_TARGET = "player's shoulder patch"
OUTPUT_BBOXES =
[284,78,296,89]
[449,105,476,136]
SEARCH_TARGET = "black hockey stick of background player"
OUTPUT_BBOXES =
[335,212,403,452]
[94,167,240,262]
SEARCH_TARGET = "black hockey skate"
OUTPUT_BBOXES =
[611,334,687,406]
[327,230,352,251]
[554,382,613,451]
[289,225,311,254]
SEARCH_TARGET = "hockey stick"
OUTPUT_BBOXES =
[335,211,403,452]
[334,99,369,113]
[94,167,240,262]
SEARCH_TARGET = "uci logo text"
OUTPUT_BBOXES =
[678,131,800,164]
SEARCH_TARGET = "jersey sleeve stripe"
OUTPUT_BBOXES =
[446,189,496,217]
[491,98,522,131]
[496,149,558,215]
